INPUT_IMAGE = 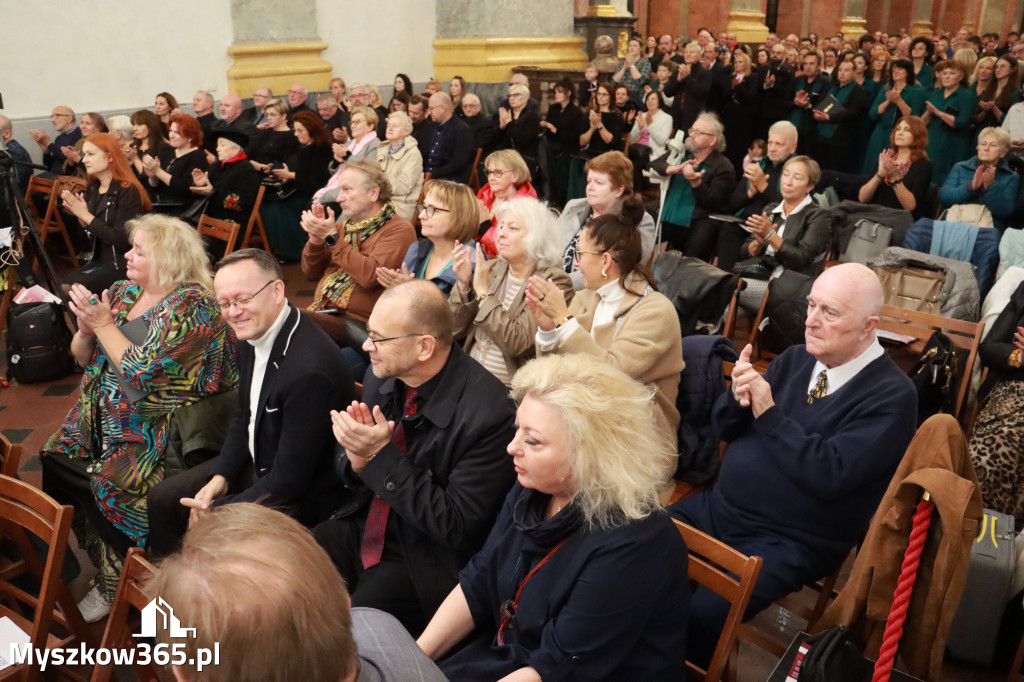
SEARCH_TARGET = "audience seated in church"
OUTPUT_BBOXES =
[28,105,82,175]
[938,126,1020,229]
[669,263,917,669]
[579,82,626,158]
[417,354,689,681]
[246,98,300,175]
[425,92,475,183]
[56,112,107,180]
[664,42,713,133]
[147,248,355,558]
[188,128,261,225]
[449,75,468,116]
[286,82,314,118]
[863,58,928,174]
[0,115,32,192]
[476,149,537,259]
[450,197,572,387]
[541,79,588,208]
[653,111,736,262]
[628,89,673,189]
[376,111,423,222]
[859,115,933,219]
[318,93,350,143]
[150,503,448,682]
[153,92,179,135]
[191,90,219,140]
[559,151,656,289]
[530,196,683,452]
[408,94,435,153]
[493,83,542,186]
[313,280,517,634]
[376,179,479,298]
[300,159,416,344]
[216,93,259,144]
[125,109,169,199]
[141,113,209,210]
[242,87,273,127]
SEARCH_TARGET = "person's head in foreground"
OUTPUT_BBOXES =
[147,503,358,682]
[805,263,883,368]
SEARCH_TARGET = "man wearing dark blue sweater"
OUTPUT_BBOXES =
[669,263,917,664]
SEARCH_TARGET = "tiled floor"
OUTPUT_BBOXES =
[0,259,1017,681]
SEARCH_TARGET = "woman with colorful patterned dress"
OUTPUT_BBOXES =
[41,214,238,622]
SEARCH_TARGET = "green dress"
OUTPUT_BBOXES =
[915,62,934,90]
[862,84,927,174]
[925,85,979,185]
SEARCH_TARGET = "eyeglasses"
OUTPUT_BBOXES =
[484,168,511,178]
[688,128,714,137]
[287,89,305,96]
[366,333,425,351]
[216,280,277,311]
[576,248,606,256]
[416,203,450,218]
[51,113,72,119]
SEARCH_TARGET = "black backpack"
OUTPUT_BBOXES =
[5,302,75,384]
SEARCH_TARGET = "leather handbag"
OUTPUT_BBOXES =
[798,626,872,682]
[841,219,892,264]
[732,255,774,280]
[943,203,994,228]
[908,330,958,425]
[872,264,946,314]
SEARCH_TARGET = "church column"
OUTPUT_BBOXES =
[225,0,331,96]
[433,0,587,82]
[910,0,935,36]
[726,0,770,43]
[840,0,869,41]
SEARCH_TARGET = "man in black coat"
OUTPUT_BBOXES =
[146,249,356,557]
[313,280,517,635]
[755,44,796,139]
[662,42,712,133]
[192,91,220,140]
[424,93,475,183]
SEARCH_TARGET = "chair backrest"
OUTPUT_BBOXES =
[675,519,762,682]
[0,432,22,479]
[412,172,431,229]
[877,304,983,420]
[241,184,270,251]
[197,215,242,255]
[90,547,159,682]
[24,175,59,228]
[467,147,484,193]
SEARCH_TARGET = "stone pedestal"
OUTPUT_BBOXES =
[225,0,331,96]
[433,0,587,83]
[910,0,934,36]
[574,15,638,62]
[840,0,869,40]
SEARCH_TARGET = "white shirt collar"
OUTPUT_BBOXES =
[807,337,885,396]
[247,302,291,352]
[771,194,814,219]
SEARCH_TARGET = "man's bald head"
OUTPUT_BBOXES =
[805,264,883,368]
[428,92,453,124]
[0,115,12,137]
[378,280,454,349]
[219,94,243,122]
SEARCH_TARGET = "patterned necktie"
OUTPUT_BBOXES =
[807,370,828,404]
[360,386,418,570]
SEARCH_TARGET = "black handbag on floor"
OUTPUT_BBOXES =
[908,330,957,425]
[5,302,75,384]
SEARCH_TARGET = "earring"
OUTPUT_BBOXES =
[601,267,608,278]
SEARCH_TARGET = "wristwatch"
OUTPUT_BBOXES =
[555,315,574,329]
[324,233,339,247]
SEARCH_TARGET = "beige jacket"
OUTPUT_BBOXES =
[542,276,684,449]
[377,137,423,222]
[450,261,573,381]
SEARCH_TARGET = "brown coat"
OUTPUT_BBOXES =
[450,260,573,381]
[541,276,684,450]
[814,414,983,681]
[300,212,416,328]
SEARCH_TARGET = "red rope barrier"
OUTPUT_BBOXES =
[870,495,936,682]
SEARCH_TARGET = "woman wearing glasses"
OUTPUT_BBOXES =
[528,196,684,452]
[449,197,572,387]
[376,179,479,297]
[494,83,542,184]
[476,150,537,258]
[417,354,689,680]
[42,214,237,623]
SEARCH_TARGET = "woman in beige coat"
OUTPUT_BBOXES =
[450,197,572,387]
[376,111,423,221]
[527,195,683,451]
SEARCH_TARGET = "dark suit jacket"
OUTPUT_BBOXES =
[424,115,475,182]
[334,344,517,619]
[741,201,834,275]
[212,304,356,524]
[662,62,712,132]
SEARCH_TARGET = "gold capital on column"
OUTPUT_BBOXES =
[227,42,331,96]
[433,37,587,82]
[840,17,869,40]
[726,10,769,43]
[910,20,934,36]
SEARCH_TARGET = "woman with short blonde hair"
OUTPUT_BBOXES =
[476,149,537,258]
[417,354,689,680]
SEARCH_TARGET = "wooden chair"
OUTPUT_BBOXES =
[0,474,94,682]
[467,147,484,193]
[411,172,432,230]
[197,215,242,256]
[25,175,79,264]
[239,185,270,251]
[876,304,983,422]
[90,547,158,682]
[721,278,745,341]
[0,432,23,479]
[675,520,762,682]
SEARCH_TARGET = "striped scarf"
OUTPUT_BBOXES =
[310,201,396,311]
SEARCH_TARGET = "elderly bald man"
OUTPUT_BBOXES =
[286,82,313,116]
[215,94,258,146]
[669,263,918,667]
[423,92,474,182]
[28,106,81,174]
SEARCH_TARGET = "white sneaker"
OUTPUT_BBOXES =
[77,584,112,623]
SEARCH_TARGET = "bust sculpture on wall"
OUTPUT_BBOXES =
[593,34,619,72]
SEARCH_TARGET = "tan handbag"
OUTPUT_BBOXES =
[872,265,947,314]
[943,203,994,228]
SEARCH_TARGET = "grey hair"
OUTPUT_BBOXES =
[768,120,799,146]
[696,112,726,152]
[492,197,564,267]
[387,110,414,135]
[108,115,134,140]
[978,126,1011,155]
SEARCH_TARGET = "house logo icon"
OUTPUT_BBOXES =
[133,597,197,638]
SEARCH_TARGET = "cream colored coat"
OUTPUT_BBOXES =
[377,136,423,222]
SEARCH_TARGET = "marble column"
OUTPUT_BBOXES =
[840,0,869,40]
[433,0,587,82]
[910,0,935,35]
[225,0,331,96]
[726,0,770,43]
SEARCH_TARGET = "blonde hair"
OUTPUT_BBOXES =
[387,110,413,135]
[147,504,357,682]
[263,97,288,118]
[492,197,563,267]
[127,214,213,292]
[350,105,378,130]
[485,148,531,186]
[954,48,978,71]
[422,179,479,243]
[978,126,1011,154]
[511,354,675,528]
[973,55,997,82]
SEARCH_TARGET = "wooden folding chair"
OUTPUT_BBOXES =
[412,172,432,230]
[239,185,270,251]
[675,520,762,682]
[0,474,94,682]
[876,304,983,422]
[721,278,745,341]
[24,175,80,264]
[467,147,484,194]
[90,547,158,682]
[0,433,23,479]
[197,215,242,256]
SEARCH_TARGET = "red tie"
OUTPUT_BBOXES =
[360,387,418,570]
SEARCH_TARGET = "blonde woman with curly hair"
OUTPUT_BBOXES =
[417,354,690,681]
